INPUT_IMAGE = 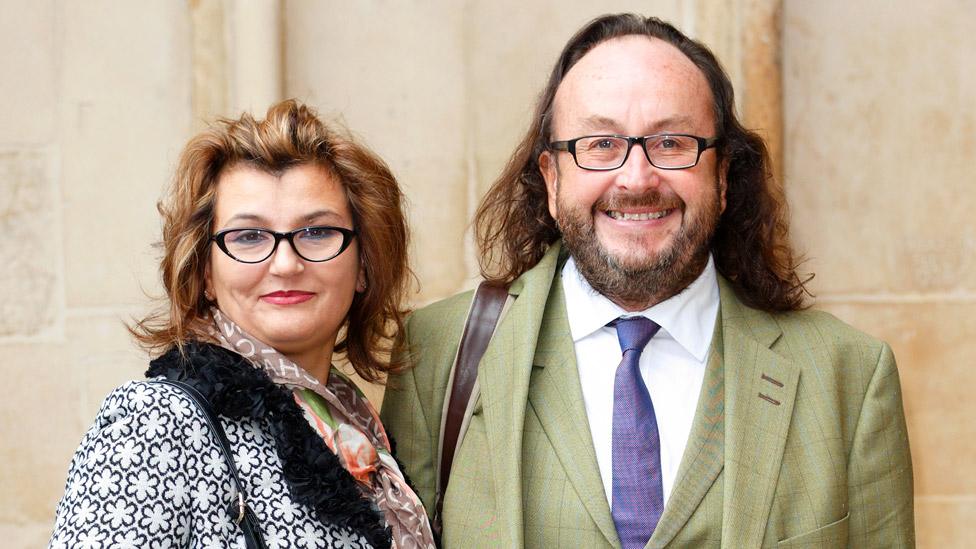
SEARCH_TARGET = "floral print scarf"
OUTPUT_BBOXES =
[208,309,435,549]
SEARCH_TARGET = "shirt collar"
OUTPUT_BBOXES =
[561,254,720,362]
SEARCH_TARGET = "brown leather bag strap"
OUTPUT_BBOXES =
[434,281,510,532]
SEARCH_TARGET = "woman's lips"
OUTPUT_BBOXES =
[260,290,315,305]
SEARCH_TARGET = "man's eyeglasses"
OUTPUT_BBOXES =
[211,226,356,264]
[549,134,719,171]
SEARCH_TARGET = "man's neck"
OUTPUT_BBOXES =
[560,252,720,352]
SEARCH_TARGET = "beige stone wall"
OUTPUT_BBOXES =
[0,2,193,545]
[783,3,976,547]
[2,1,971,546]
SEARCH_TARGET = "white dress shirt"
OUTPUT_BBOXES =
[561,254,719,507]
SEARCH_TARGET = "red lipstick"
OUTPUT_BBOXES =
[260,290,315,305]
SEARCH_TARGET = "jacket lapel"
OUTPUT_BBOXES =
[716,278,800,548]
[529,273,621,547]
[476,244,563,547]
[648,313,726,548]
[652,277,800,548]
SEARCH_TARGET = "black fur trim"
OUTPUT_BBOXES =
[147,341,392,549]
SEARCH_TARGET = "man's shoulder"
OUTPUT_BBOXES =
[774,307,883,347]
[720,280,886,356]
[407,289,477,334]
[758,306,891,372]
[402,289,479,364]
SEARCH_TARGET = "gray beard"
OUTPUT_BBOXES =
[556,190,720,310]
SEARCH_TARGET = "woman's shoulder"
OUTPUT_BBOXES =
[70,379,218,473]
[50,379,227,546]
[102,378,189,406]
[91,379,202,431]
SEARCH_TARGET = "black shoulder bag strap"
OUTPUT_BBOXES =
[153,379,268,549]
[432,281,511,536]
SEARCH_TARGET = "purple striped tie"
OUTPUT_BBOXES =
[609,316,663,549]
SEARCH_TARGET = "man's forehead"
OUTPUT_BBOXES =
[577,113,700,132]
[562,35,706,90]
[552,35,713,131]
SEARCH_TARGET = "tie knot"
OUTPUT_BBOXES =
[609,316,660,354]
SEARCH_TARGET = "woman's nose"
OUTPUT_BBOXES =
[267,238,305,276]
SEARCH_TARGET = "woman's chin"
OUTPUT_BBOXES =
[250,325,328,353]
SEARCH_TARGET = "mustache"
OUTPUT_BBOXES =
[594,190,683,212]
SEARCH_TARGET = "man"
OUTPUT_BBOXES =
[382,14,913,548]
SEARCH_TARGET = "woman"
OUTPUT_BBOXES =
[50,100,435,549]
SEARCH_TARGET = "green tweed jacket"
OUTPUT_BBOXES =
[382,243,914,548]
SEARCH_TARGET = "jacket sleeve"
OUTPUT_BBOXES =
[381,292,484,520]
[847,342,915,547]
[381,313,441,515]
[49,381,194,548]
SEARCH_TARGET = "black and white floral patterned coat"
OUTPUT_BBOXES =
[49,343,395,549]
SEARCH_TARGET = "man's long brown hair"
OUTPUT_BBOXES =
[474,14,808,312]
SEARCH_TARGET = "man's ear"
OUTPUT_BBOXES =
[718,156,729,214]
[539,151,559,218]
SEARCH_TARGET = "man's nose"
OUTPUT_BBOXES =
[615,141,660,190]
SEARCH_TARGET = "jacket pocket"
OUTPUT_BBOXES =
[776,513,849,548]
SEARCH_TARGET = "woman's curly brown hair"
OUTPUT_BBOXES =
[474,13,808,312]
[131,99,411,382]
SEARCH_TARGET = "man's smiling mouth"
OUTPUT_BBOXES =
[605,209,673,221]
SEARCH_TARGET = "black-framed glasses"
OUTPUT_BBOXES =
[549,133,720,171]
[211,226,357,264]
